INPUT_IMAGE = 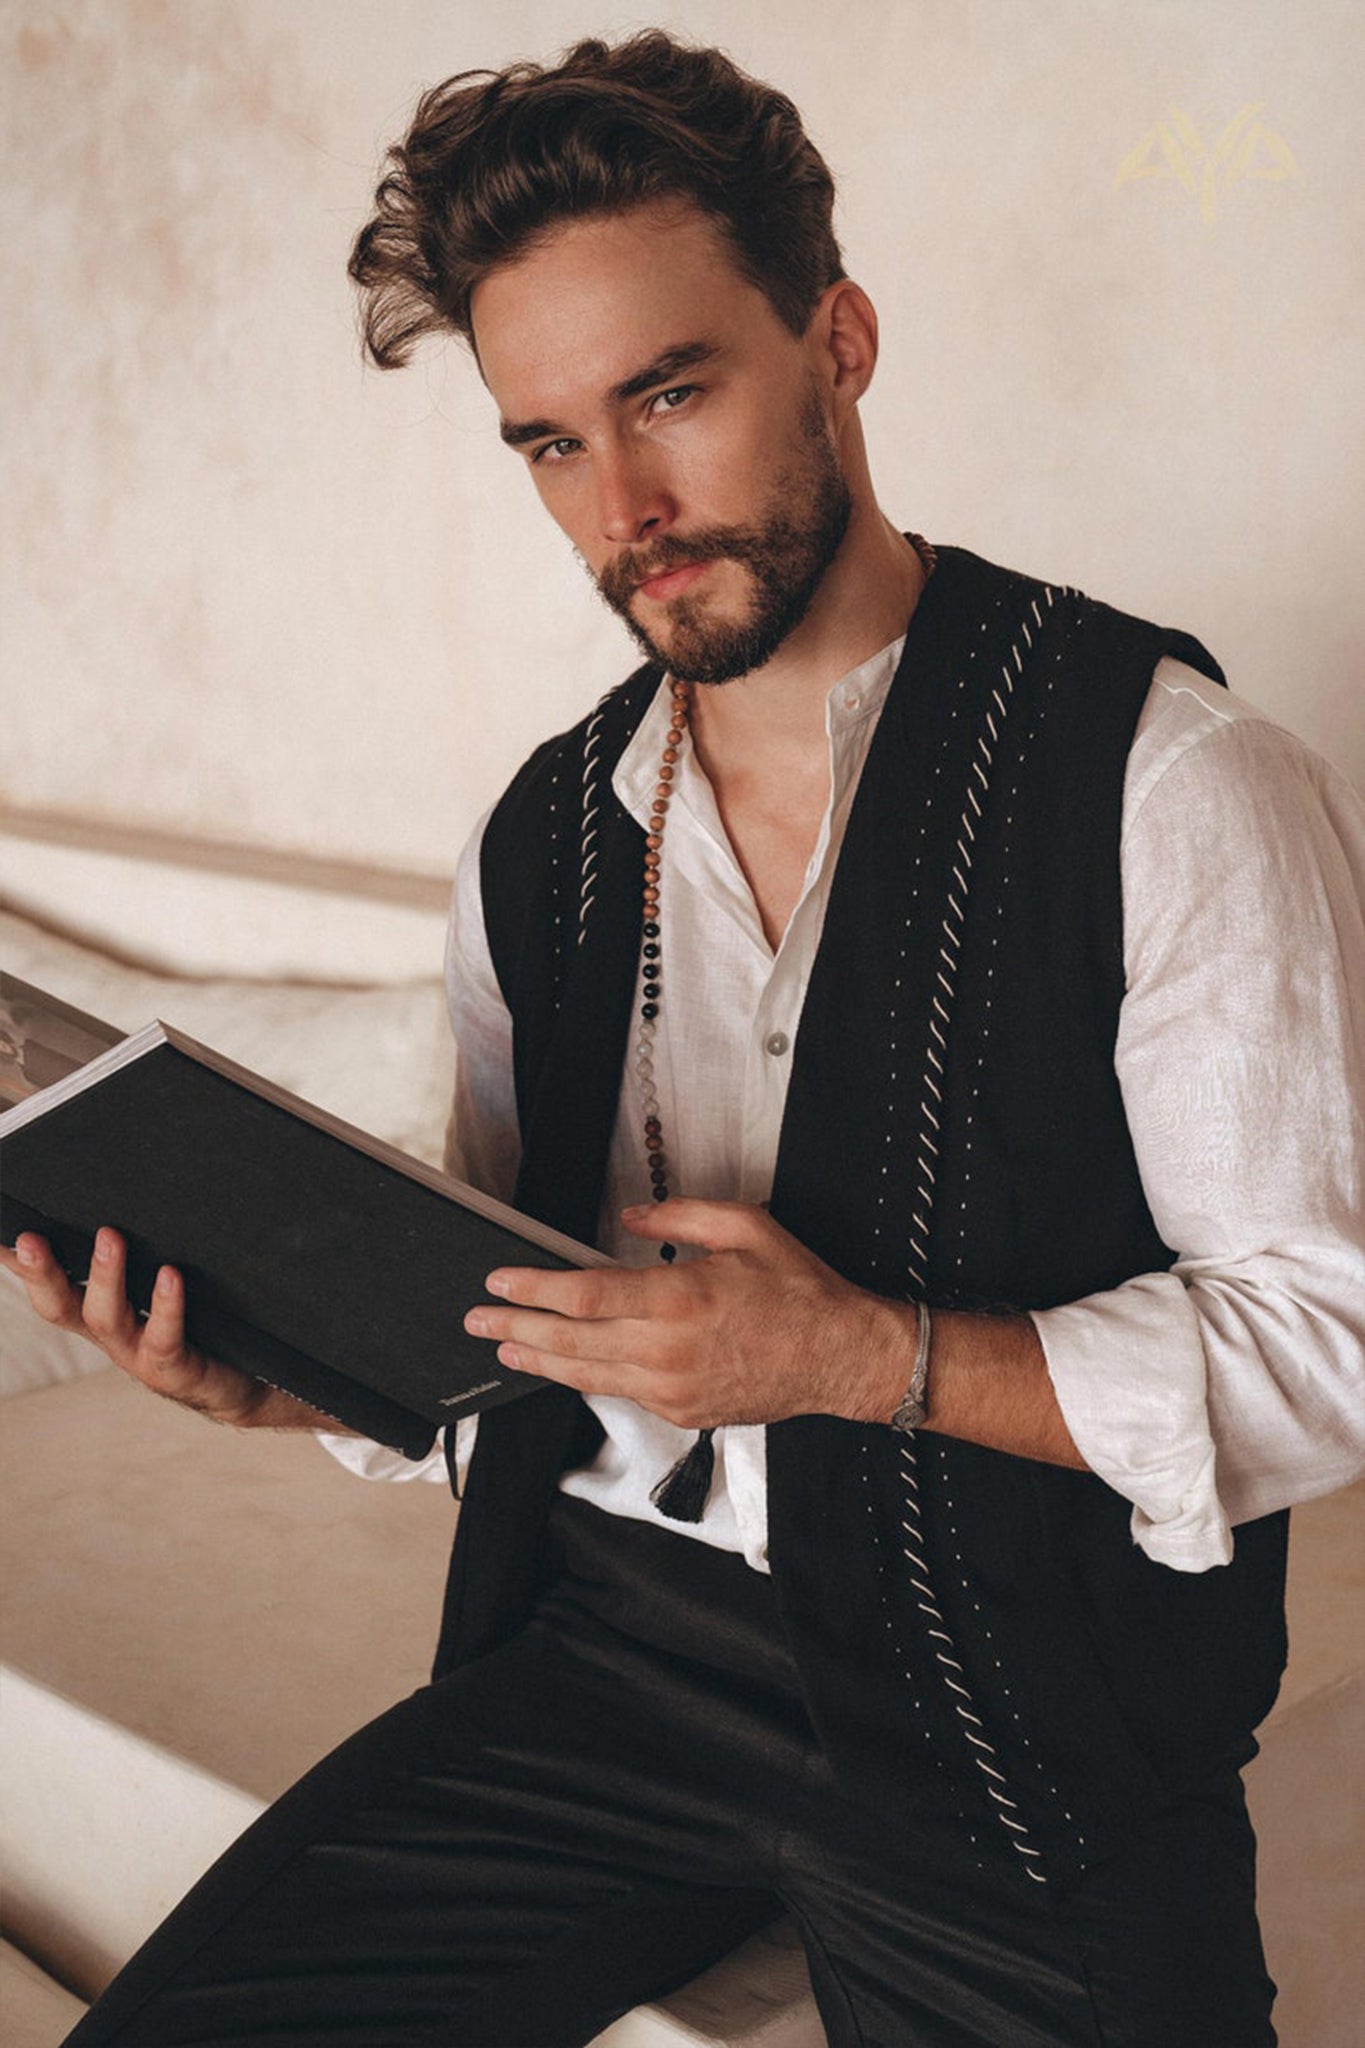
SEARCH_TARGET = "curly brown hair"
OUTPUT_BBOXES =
[348,30,844,368]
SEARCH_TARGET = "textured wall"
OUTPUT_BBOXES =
[1,0,1360,974]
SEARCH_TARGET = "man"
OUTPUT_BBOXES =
[6,30,1362,2047]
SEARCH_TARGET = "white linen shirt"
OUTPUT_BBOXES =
[321,644,1365,1575]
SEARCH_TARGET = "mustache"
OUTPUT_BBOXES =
[596,529,741,610]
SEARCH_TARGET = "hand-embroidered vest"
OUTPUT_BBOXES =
[436,545,1288,1892]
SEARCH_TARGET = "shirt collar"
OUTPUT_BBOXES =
[613,634,907,827]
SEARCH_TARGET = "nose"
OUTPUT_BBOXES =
[595,444,674,546]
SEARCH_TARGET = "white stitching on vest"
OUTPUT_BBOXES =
[578,692,612,943]
[897,584,1058,1885]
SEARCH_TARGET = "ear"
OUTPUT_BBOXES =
[808,279,879,420]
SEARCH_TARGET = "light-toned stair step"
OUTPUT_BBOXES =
[0,1939,89,2048]
[0,1667,823,2045]
[0,1667,265,2000]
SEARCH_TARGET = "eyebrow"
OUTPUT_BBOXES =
[497,340,723,449]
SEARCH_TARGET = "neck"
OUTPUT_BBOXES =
[687,492,927,780]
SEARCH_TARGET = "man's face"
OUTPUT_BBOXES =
[472,203,851,683]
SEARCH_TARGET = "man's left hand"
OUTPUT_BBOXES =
[464,1198,911,1429]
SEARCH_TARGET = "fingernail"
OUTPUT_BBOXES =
[16,1238,39,1266]
[94,1229,115,1261]
[621,1205,648,1223]
[155,1267,176,1298]
[485,1273,510,1297]
[465,1310,490,1336]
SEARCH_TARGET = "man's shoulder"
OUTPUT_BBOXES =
[1119,657,1365,925]
[1127,655,1349,817]
[1135,655,1264,748]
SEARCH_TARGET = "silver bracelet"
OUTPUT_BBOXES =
[890,1299,932,1433]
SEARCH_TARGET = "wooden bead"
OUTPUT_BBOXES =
[637,679,694,1238]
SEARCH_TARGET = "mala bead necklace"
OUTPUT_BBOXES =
[635,675,688,1238]
[635,677,716,1521]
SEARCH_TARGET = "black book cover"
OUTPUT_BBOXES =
[0,994,608,1457]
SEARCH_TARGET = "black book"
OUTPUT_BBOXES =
[0,976,608,1458]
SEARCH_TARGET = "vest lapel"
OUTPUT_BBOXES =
[512,796,642,1244]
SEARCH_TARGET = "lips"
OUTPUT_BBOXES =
[635,560,713,602]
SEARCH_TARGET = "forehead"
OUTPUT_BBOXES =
[471,201,782,414]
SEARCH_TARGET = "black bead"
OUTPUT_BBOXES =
[643,921,660,938]
[641,1002,658,1020]
[642,941,660,960]
[651,1185,669,1201]
[643,981,660,1000]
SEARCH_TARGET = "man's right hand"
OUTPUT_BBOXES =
[0,1226,342,1432]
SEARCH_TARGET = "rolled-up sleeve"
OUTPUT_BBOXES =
[1036,677,1365,1570]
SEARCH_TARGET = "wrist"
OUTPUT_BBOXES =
[889,1298,932,1432]
[216,1379,338,1433]
[834,1293,928,1426]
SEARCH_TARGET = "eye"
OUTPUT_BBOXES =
[530,437,582,467]
[649,385,697,416]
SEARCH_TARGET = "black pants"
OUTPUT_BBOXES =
[67,1498,1276,2047]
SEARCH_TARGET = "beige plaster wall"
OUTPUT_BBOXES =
[1,0,1361,977]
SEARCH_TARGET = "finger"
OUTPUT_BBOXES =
[491,1339,640,1401]
[81,1227,142,1356]
[490,1341,714,1428]
[136,1265,194,1383]
[126,1269,255,1416]
[3,1232,52,1276]
[7,1233,88,1331]
[482,1262,649,1320]
[137,1310,265,1421]
[619,1197,775,1254]
[465,1302,650,1366]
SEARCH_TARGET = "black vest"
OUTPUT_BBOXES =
[436,546,1288,1892]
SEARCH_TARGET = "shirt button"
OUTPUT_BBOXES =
[843,689,861,712]
[764,1031,790,1057]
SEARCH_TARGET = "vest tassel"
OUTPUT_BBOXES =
[650,1428,715,1522]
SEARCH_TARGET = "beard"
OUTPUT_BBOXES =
[590,390,853,685]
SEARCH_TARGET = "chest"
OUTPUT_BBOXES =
[706,769,830,954]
